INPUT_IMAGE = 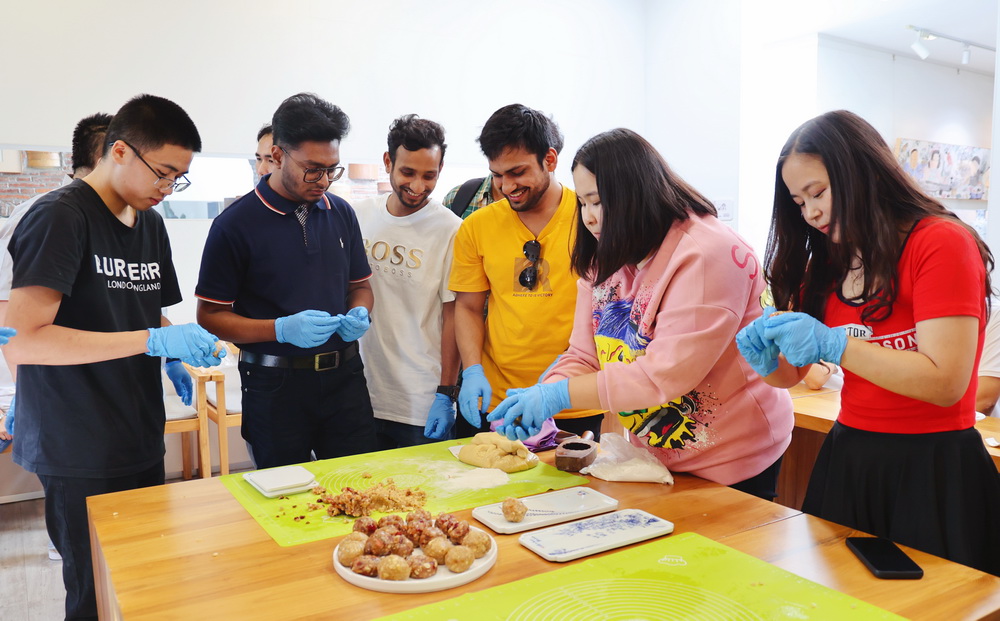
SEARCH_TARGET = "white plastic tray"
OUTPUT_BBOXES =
[518,509,674,562]
[472,488,619,534]
[332,526,497,593]
[243,466,316,498]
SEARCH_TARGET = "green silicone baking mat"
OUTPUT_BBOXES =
[220,439,587,546]
[380,532,903,620]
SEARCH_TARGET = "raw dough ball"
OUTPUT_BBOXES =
[353,516,378,535]
[461,530,492,558]
[350,554,380,577]
[405,518,431,542]
[457,432,536,473]
[377,554,411,581]
[390,534,415,557]
[446,519,470,544]
[502,497,528,522]
[378,514,406,530]
[342,531,368,545]
[408,554,438,579]
[337,540,366,567]
[364,529,395,556]
[435,512,459,532]
[445,545,475,573]
[416,525,446,548]
[407,509,432,524]
[423,535,453,564]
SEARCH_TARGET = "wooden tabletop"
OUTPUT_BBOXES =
[88,450,1000,620]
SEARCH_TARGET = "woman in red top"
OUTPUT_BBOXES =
[737,110,1000,575]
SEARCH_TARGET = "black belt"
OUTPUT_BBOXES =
[239,342,358,371]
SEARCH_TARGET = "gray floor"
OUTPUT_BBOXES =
[0,498,65,621]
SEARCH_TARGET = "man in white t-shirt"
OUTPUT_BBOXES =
[352,114,461,447]
[977,304,1000,416]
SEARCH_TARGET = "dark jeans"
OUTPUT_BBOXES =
[375,418,448,451]
[729,455,784,501]
[39,460,165,621]
[239,354,377,469]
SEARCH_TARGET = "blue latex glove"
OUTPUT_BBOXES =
[147,324,225,367]
[275,310,340,348]
[764,312,848,367]
[735,306,780,376]
[458,364,492,428]
[165,360,193,406]
[487,379,571,441]
[336,307,370,342]
[0,326,15,345]
[423,393,456,440]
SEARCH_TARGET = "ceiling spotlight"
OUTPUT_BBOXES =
[962,45,971,65]
[911,35,930,60]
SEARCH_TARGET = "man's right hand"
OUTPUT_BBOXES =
[147,324,224,367]
[457,364,492,428]
[274,310,341,348]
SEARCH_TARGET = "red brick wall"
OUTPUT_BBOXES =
[0,151,72,217]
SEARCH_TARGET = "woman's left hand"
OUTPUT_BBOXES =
[486,379,571,441]
[764,312,847,366]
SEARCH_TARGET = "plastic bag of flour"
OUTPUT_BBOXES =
[581,432,673,484]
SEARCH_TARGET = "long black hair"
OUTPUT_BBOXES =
[570,128,716,285]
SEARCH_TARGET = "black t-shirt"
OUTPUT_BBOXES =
[10,180,182,478]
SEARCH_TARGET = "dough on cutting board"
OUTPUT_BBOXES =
[457,432,536,473]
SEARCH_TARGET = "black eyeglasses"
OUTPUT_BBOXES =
[280,147,345,183]
[121,141,191,192]
[519,240,541,290]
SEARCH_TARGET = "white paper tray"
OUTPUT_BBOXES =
[243,466,316,498]
[518,509,674,562]
[472,488,619,534]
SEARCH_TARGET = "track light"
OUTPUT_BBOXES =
[962,45,971,65]
[911,36,930,60]
[906,25,996,65]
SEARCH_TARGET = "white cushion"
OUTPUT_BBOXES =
[206,364,242,414]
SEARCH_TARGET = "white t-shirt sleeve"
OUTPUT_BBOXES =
[980,304,1000,378]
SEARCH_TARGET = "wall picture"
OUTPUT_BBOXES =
[894,138,990,200]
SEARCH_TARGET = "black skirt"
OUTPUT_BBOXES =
[803,421,1000,576]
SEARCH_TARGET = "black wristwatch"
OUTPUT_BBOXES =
[436,385,460,402]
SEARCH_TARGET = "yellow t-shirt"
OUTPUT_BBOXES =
[449,185,603,419]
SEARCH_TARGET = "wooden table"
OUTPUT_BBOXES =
[88,450,1000,620]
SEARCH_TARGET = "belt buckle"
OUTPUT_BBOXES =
[314,351,339,371]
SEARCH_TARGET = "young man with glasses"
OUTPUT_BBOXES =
[196,92,377,469]
[5,94,223,621]
[448,104,604,440]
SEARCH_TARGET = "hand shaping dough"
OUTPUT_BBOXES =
[457,432,537,473]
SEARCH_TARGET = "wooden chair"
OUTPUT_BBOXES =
[162,367,211,479]
[186,343,243,475]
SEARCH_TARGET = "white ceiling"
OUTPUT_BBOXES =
[750,0,997,74]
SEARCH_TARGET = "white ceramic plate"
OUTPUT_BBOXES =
[332,526,498,593]
[518,509,674,562]
[243,466,316,498]
[472,488,619,534]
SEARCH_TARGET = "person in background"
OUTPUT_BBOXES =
[254,123,278,179]
[976,305,1000,416]
[353,115,461,446]
[490,129,792,499]
[6,94,224,620]
[737,110,1000,575]
[449,104,604,440]
[196,93,377,469]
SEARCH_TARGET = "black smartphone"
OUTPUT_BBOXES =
[846,537,923,579]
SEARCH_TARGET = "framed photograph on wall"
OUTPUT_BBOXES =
[894,138,990,201]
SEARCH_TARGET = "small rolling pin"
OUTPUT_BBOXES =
[555,430,598,472]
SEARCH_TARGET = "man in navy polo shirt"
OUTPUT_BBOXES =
[196,92,377,468]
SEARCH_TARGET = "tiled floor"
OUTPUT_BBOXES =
[0,498,65,621]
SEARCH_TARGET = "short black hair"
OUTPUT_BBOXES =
[103,94,201,155]
[386,114,447,165]
[478,104,563,165]
[71,113,113,172]
[256,123,272,142]
[272,93,350,150]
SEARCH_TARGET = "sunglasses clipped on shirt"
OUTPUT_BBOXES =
[519,239,541,290]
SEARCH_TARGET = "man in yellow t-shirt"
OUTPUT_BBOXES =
[449,104,604,439]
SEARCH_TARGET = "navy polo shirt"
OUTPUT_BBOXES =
[195,175,372,356]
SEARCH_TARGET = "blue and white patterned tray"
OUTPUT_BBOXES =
[472,488,619,534]
[518,508,674,562]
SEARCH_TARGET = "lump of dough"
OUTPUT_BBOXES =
[502,497,528,522]
[377,554,411,580]
[457,432,536,473]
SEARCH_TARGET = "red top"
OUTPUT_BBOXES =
[826,217,985,433]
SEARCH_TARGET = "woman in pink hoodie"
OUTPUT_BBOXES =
[488,129,793,499]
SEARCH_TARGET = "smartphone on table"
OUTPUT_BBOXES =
[846,537,923,579]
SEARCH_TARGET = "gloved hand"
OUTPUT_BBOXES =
[423,393,456,440]
[147,324,225,367]
[336,307,370,342]
[457,364,492,428]
[764,312,848,367]
[736,306,780,376]
[275,310,340,348]
[0,326,15,345]
[487,379,571,441]
[165,360,193,406]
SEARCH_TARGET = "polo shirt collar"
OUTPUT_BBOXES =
[254,173,332,215]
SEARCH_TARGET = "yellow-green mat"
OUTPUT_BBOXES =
[221,439,587,546]
[380,532,903,620]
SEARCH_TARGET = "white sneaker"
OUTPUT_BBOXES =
[47,540,61,561]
